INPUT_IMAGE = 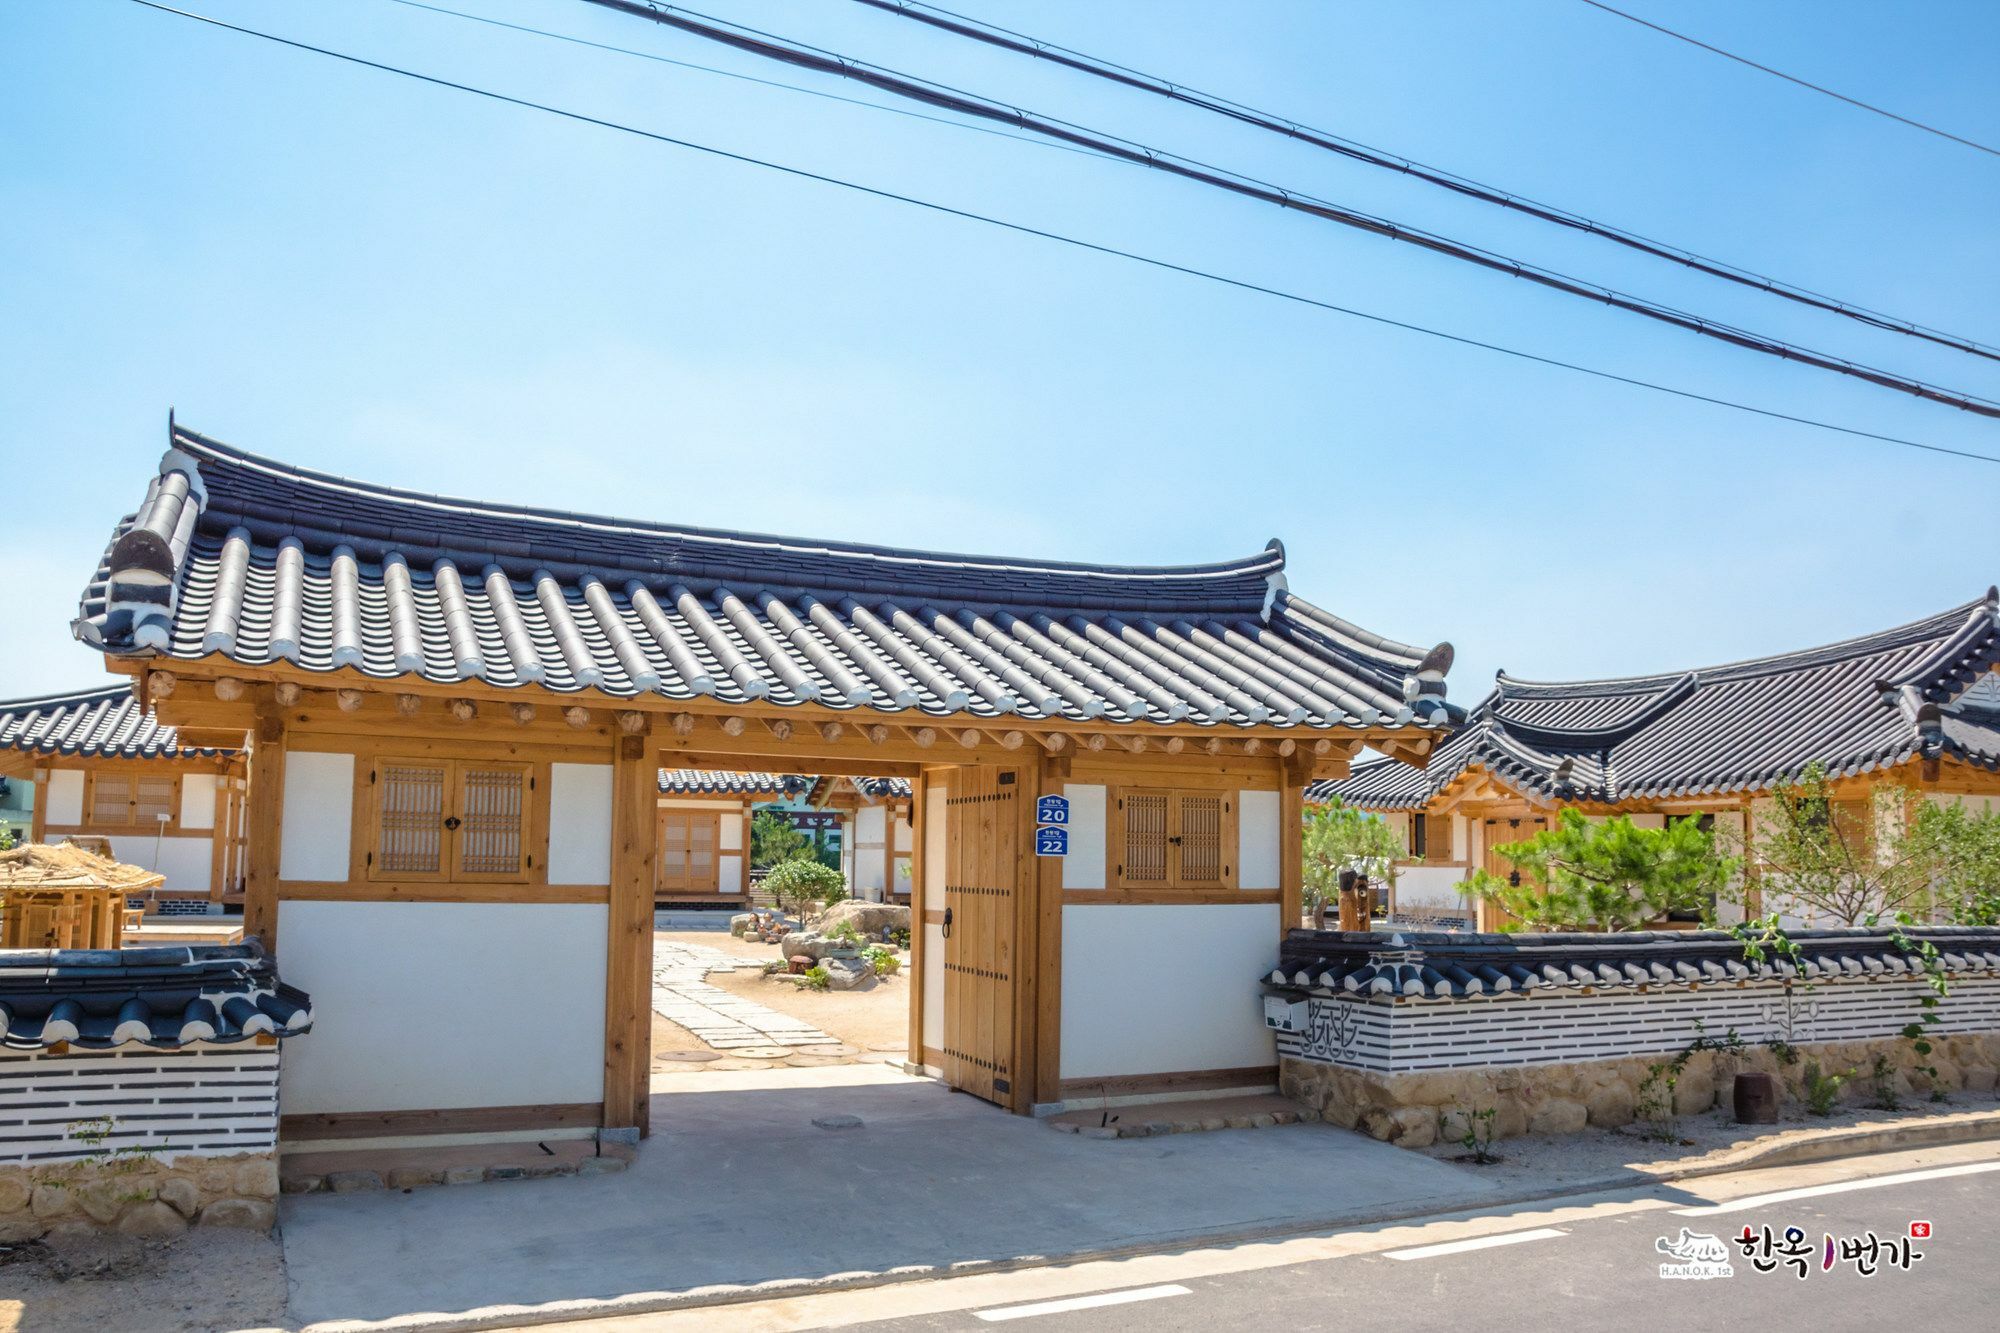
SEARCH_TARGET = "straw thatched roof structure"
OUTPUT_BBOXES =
[0,840,166,893]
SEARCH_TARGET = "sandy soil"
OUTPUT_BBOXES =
[650,929,911,1075]
[1415,1087,2000,1191]
[0,1228,291,1333]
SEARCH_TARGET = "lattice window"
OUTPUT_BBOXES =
[1112,788,1236,891]
[659,810,722,894]
[84,774,178,829]
[370,759,531,882]
[377,762,446,875]
[456,766,526,876]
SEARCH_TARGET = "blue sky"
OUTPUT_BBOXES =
[3,0,1996,710]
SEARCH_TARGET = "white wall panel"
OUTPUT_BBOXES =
[277,901,607,1113]
[105,834,214,893]
[718,856,743,895]
[922,784,948,909]
[1060,903,1278,1078]
[548,762,612,885]
[1060,783,1106,890]
[718,814,744,851]
[180,773,218,830]
[44,770,84,826]
[279,751,353,882]
[922,923,944,1051]
[856,805,885,842]
[1237,789,1280,890]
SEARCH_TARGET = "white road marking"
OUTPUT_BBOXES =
[972,1284,1193,1322]
[1674,1161,2000,1216]
[1384,1227,1567,1261]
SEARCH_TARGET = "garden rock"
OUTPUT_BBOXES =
[729,913,756,937]
[820,957,874,991]
[199,1198,277,1230]
[115,1201,188,1238]
[158,1176,201,1218]
[815,901,910,938]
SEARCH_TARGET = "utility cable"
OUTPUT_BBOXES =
[119,0,2000,466]
[1577,0,2000,159]
[849,0,2000,363]
[574,0,2000,420]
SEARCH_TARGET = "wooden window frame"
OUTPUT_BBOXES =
[657,807,724,896]
[80,771,182,834]
[1107,786,1238,894]
[365,757,534,884]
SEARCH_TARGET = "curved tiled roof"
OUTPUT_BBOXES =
[0,683,232,761]
[1267,926,2000,1000]
[0,942,311,1051]
[658,769,808,796]
[855,776,914,799]
[73,425,1456,731]
[1314,589,2000,809]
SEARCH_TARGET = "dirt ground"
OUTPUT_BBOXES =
[650,928,911,1076]
[0,1228,290,1333]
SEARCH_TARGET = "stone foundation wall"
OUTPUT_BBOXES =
[0,1150,278,1243]
[1280,1031,2000,1149]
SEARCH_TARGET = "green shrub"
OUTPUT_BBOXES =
[801,964,831,992]
[865,943,900,976]
[1802,1060,1850,1116]
[764,860,847,918]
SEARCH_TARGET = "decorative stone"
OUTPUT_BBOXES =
[814,901,911,939]
[820,957,873,991]
[326,1170,384,1194]
[199,1198,277,1230]
[116,1201,189,1238]
[159,1176,202,1218]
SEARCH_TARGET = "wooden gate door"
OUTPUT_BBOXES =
[1480,813,1548,930]
[941,766,1021,1106]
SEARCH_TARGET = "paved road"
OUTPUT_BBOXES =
[873,1163,1990,1330]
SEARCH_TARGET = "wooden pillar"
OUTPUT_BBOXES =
[1279,754,1308,937]
[907,771,928,1065]
[1032,755,1069,1109]
[243,709,287,954]
[28,763,49,844]
[605,721,657,1135]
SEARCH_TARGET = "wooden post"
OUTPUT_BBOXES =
[605,720,657,1136]
[907,772,928,1066]
[244,708,287,954]
[1032,754,1069,1109]
[1279,754,1308,938]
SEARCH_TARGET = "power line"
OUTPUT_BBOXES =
[118,0,2000,467]
[575,1,2000,421]
[1577,0,2000,159]
[850,0,2000,363]
[378,0,1111,161]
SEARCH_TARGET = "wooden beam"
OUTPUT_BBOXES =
[604,721,657,1136]
[1083,733,1108,752]
[1280,753,1309,937]
[274,681,301,707]
[243,708,286,955]
[1034,731,1068,753]
[906,771,929,1066]
[907,726,936,749]
[670,711,696,737]
[510,702,537,726]
[994,729,1025,750]
[397,693,423,717]
[336,689,364,713]
[1117,734,1147,754]
[1162,736,1185,755]
[1033,754,1065,1109]
[565,706,592,729]
[214,676,246,702]
[447,698,477,723]
[817,721,845,743]
[955,728,980,749]
[864,724,890,745]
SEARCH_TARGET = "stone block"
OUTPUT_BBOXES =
[0,1213,44,1244]
[116,1201,188,1239]
[234,1158,280,1199]
[0,1174,30,1214]
[576,1157,626,1176]
[1527,1099,1588,1137]
[199,1198,277,1231]
[443,1166,486,1186]
[77,1181,139,1224]
[326,1170,383,1194]
[1672,1071,1717,1117]
[1963,1066,1996,1093]
[280,1175,325,1195]
[486,1165,525,1181]
[387,1168,442,1190]
[159,1176,201,1218]
[1585,1083,1637,1127]
[1385,1106,1435,1148]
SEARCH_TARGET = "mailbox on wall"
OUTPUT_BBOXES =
[1263,995,1307,1033]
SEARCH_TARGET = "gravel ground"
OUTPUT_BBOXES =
[0,1228,291,1333]
[1415,1087,2000,1191]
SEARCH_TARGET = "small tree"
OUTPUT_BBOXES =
[763,859,847,921]
[1748,764,1939,925]
[750,809,814,871]
[1913,796,2000,926]
[1302,799,1402,928]
[1459,809,1736,932]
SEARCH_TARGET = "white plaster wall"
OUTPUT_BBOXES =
[180,773,218,830]
[277,901,608,1113]
[894,817,914,852]
[279,751,353,882]
[1929,792,2000,817]
[718,813,744,850]
[1394,866,1474,913]
[548,763,612,885]
[856,804,886,843]
[1381,811,1410,851]
[1060,783,1106,890]
[44,770,84,826]
[1449,814,1468,862]
[1628,813,1665,830]
[922,923,944,1052]
[718,856,743,895]
[855,846,886,901]
[1237,789,1280,890]
[923,784,948,904]
[1059,903,1278,1078]
[104,834,213,893]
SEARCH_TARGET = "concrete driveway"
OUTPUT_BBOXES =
[279,1065,1505,1328]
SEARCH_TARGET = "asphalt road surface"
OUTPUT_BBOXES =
[871,1164,1990,1330]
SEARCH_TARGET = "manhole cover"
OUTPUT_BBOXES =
[813,1114,864,1130]
[656,1050,722,1062]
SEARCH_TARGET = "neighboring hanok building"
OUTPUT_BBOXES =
[806,775,915,903]
[0,683,248,914]
[1316,588,2000,931]
[72,423,1455,1144]
[654,768,808,904]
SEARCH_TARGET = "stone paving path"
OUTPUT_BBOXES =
[652,940,841,1051]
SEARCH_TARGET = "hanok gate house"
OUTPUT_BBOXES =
[68,424,1456,1150]
[1317,589,2000,930]
[652,768,805,905]
[0,683,249,914]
